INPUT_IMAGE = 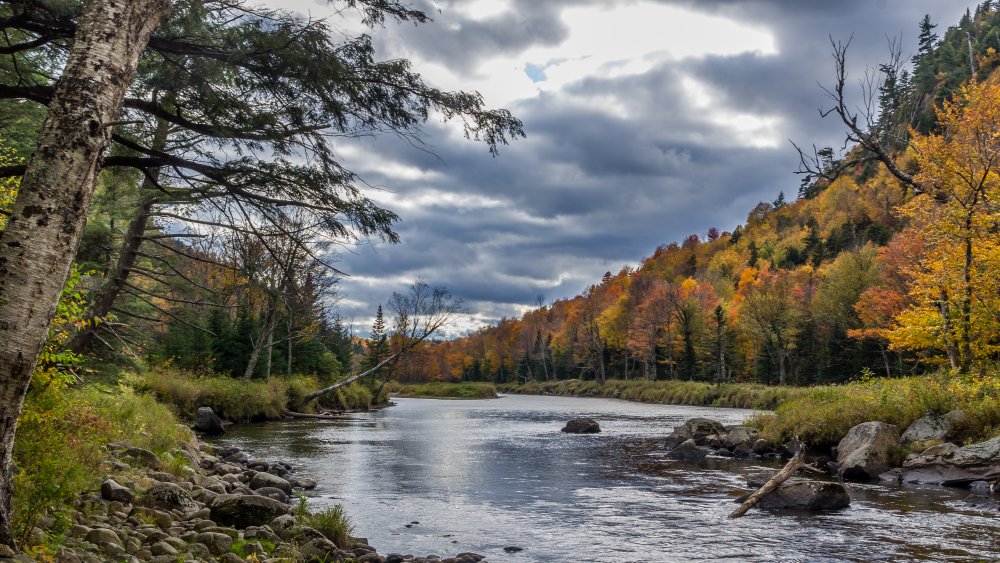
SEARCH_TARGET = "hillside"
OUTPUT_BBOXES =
[399,6,1000,386]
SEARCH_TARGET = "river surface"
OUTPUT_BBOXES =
[217,395,999,562]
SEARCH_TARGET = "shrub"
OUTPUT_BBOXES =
[385,381,498,399]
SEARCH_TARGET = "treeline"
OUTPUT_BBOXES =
[401,7,1000,386]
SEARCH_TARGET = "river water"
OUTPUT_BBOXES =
[217,395,999,562]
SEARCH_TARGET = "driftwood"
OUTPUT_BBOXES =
[729,443,808,518]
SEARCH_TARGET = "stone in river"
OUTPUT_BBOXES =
[561,418,600,433]
[755,481,851,511]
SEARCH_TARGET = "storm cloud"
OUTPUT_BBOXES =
[272,0,970,335]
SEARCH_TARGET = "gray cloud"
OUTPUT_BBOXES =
[275,0,975,334]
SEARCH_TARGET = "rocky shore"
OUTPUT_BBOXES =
[660,414,1000,512]
[3,438,487,562]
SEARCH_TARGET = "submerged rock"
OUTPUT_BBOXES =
[666,438,708,461]
[561,418,601,434]
[836,421,900,480]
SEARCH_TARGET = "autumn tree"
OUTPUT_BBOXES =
[889,81,1000,372]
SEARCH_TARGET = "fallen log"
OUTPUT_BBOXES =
[729,443,807,518]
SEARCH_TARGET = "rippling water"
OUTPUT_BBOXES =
[216,395,1000,562]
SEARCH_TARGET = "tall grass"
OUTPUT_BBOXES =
[499,379,805,410]
[752,372,1000,447]
[384,381,498,399]
[132,368,385,421]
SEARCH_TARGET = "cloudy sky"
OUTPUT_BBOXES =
[272,0,970,336]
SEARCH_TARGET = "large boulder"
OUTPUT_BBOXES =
[210,494,289,528]
[722,426,759,450]
[901,411,964,450]
[140,482,199,513]
[901,437,1000,485]
[836,421,900,480]
[755,481,851,511]
[561,418,601,434]
[194,407,226,435]
[666,418,727,447]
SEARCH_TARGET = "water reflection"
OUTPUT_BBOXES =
[218,395,999,562]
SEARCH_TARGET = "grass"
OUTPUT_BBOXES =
[130,367,386,421]
[751,371,1000,447]
[301,504,354,548]
[384,381,498,399]
[498,378,806,410]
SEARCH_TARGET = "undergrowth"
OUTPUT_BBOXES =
[384,381,498,399]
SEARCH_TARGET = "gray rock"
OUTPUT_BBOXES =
[666,418,727,447]
[124,447,162,470]
[249,472,292,495]
[560,418,601,434]
[100,479,134,504]
[139,482,199,513]
[836,421,900,480]
[299,537,340,560]
[149,541,177,557]
[194,407,226,435]
[722,426,759,450]
[666,438,707,461]
[219,553,245,563]
[901,437,1000,485]
[752,438,776,455]
[756,481,851,511]
[195,531,233,555]
[210,494,289,528]
[253,486,289,503]
[901,412,954,449]
[290,477,318,490]
[85,528,120,545]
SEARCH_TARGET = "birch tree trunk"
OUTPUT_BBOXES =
[0,0,173,547]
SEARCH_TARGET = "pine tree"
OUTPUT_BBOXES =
[366,306,389,385]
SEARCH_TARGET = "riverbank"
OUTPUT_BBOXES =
[384,382,497,400]
[10,384,488,562]
[131,368,388,422]
[498,378,806,410]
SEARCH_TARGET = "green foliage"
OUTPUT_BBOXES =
[752,371,1000,447]
[12,386,189,544]
[385,381,498,399]
[302,504,355,548]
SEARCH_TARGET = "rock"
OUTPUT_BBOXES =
[290,477,318,490]
[100,479,134,504]
[139,482,198,513]
[755,480,851,511]
[249,472,293,495]
[85,528,120,545]
[666,439,707,461]
[836,421,901,480]
[194,407,226,435]
[666,418,727,447]
[218,553,244,563]
[124,447,162,470]
[253,486,289,503]
[561,418,600,434]
[722,426,759,450]
[299,537,340,561]
[752,438,777,455]
[150,541,177,557]
[210,494,289,528]
[901,437,1000,485]
[901,412,955,450]
[504,546,524,553]
[195,532,233,555]
[223,450,249,465]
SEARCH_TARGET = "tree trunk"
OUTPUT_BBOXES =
[959,233,973,374]
[70,117,170,355]
[244,301,277,380]
[939,288,960,371]
[0,0,173,547]
[730,444,806,518]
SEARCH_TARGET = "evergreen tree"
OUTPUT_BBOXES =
[365,306,389,385]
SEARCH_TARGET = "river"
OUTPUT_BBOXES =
[217,394,999,562]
